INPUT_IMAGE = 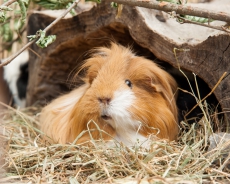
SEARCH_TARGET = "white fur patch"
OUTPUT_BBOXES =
[3,51,28,107]
[104,124,152,148]
[101,89,150,147]
[114,129,150,148]
[105,89,136,130]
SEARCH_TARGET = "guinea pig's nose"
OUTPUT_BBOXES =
[98,97,111,105]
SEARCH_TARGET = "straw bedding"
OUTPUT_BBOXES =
[0,104,229,183]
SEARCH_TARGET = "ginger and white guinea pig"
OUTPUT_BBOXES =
[40,43,179,147]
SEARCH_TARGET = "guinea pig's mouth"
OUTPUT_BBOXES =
[101,115,112,120]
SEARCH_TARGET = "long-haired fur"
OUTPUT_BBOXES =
[40,43,178,146]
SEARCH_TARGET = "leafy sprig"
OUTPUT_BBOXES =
[33,0,101,10]
[0,5,13,23]
[17,0,29,30]
[33,0,73,9]
[157,0,213,23]
[27,30,56,48]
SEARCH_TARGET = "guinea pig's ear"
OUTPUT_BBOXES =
[145,76,162,93]
[81,49,109,84]
[150,83,162,93]
[147,75,176,100]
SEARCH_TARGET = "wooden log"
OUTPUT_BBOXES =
[26,1,230,123]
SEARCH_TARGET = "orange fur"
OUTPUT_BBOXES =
[40,43,179,145]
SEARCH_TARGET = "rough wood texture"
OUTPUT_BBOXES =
[26,1,230,122]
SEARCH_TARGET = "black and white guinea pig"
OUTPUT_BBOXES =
[3,51,28,107]
[40,43,179,147]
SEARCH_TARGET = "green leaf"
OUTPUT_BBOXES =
[183,15,213,23]
[177,15,214,24]
[66,2,76,16]
[21,0,30,8]
[1,23,13,42]
[33,0,73,10]
[0,11,6,23]
[0,5,13,11]
[16,0,27,31]
[0,5,13,23]
[35,30,56,48]
[27,34,37,41]
[111,2,118,8]
[85,0,101,3]
[156,0,180,4]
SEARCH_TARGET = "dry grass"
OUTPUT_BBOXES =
[0,103,229,184]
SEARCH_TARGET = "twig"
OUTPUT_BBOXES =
[1,0,17,7]
[208,168,230,177]
[42,0,80,33]
[0,42,34,67]
[221,25,230,33]
[0,0,80,68]
[107,0,230,23]
[184,72,227,119]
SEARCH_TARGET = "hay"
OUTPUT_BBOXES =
[0,104,229,184]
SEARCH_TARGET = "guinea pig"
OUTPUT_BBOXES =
[40,43,179,147]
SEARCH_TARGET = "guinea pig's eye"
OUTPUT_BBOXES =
[125,79,132,89]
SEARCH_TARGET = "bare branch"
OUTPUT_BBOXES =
[1,0,17,7]
[107,0,230,23]
[0,0,80,68]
